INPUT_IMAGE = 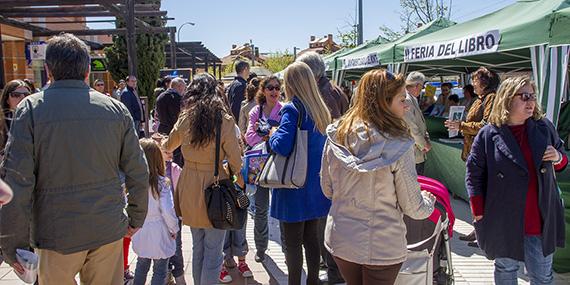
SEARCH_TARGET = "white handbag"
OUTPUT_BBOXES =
[257,101,308,189]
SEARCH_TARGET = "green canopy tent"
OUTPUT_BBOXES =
[323,47,351,72]
[326,37,388,82]
[333,18,455,81]
[390,0,570,125]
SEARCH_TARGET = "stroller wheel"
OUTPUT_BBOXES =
[434,268,453,285]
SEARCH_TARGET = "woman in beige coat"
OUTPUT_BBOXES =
[162,73,242,285]
[320,69,436,285]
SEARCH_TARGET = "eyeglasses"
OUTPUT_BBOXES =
[10,91,30,98]
[266,85,280,91]
[96,84,104,87]
[515,92,537,102]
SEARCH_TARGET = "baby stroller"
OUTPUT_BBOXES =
[395,176,455,285]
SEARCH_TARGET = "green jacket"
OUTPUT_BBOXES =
[0,80,149,264]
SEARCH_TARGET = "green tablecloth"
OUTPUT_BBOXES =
[424,116,570,273]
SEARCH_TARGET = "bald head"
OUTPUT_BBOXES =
[170,77,187,95]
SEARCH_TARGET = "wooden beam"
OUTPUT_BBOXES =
[0,0,159,7]
[0,10,167,18]
[102,3,153,31]
[0,0,121,6]
[0,5,153,14]
[0,15,51,33]
[169,27,177,69]
[27,17,173,24]
[33,27,171,37]
[126,0,137,77]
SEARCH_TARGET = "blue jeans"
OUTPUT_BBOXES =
[254,186,270,253]
[191,227,226,285]
[168,219,184,277]
[494,236,554,285]
[133,257,169,285]
[224,215,249,259]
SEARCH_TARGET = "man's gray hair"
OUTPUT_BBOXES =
[170,77,186,88]
[406,71,426,86]
[296,51,326,80]
[45,33,90,81]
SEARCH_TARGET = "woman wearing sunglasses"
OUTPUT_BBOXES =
[0,80,31,147]
[466,76,567,285]
[243,75,283,264]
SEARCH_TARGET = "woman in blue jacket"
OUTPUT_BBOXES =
[268,62,332,285]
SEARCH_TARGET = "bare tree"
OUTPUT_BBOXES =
[337,15,359,48]
[379,0,450,41]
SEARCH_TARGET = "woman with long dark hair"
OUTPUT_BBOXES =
[162,73,243,285]
[0,80,31,151]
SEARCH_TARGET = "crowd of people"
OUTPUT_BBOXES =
[0,32,567,285]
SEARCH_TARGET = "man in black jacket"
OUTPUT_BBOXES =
[120,75,144,137]
[226,60,250,121]
[156,77,186,166]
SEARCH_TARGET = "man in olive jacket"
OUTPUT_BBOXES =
[0,34,149,285]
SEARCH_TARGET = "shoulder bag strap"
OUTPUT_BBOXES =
[291,100,304,129]
[213,118,222,183]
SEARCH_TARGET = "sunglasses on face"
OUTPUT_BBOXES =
[266,85,280,92]
[96,84,104,87]
[515,92,537,102]
[10,92,30,98]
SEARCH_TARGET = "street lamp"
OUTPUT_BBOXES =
[177,21,195,43]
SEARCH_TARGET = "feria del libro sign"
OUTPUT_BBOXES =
[404,30,500,62]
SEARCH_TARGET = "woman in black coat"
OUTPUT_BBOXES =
[466,76,567,284]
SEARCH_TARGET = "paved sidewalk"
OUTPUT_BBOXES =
[1,198,570,284]
[0,217,275,285]
[258,197,570,285]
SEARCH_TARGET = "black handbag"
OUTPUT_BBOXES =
[205,121,249,230]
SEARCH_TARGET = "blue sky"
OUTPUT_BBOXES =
[91,0,517,57]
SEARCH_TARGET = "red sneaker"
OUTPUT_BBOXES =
[238,261,253,278]
[219,266,232,283]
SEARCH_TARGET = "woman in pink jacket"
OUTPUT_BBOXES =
[244,75,283,262]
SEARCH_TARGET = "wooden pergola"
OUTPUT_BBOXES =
[165,42,223,79]
[0,0,178,83]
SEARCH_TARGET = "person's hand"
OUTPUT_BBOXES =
[125,226,140,238]
[0,178,13,205]
[235,173,245,190]
[262,135,269,142]
[444,120,461,131]
[269,127,278,137]
[10,261,25,275]
[421,190,436,202]
[474,215,483,222]
[422,142,432,153]
[543,145,561,162]
[170,232,177,240]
